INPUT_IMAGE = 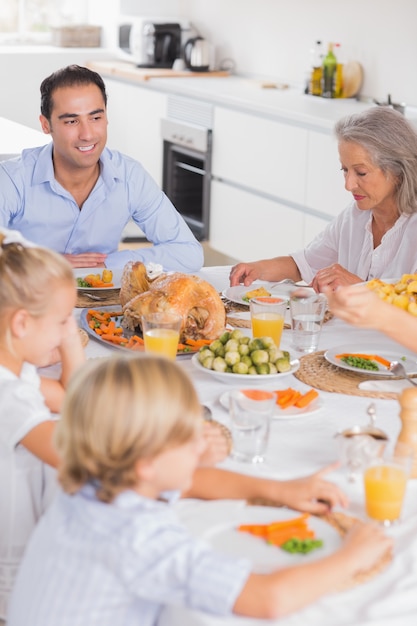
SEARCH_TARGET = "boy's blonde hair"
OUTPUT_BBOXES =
[55,355,202,503]
[0,231,74,318]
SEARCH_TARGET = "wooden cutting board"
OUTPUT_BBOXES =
[342,61,364,98]
[87,61,229,82]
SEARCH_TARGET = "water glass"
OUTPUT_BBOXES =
[363,442,414,526]
[229,389,276,463]
[289,290,327,353]
[141,312,182,360]
[250,297,287,347]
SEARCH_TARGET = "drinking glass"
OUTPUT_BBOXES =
[250,297,287,348]
[141,312,182,360]
[363,442,414,526]
[229,389,276,463]
[289,290,327,353]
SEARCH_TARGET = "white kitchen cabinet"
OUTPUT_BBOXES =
[212,107,308,206]
[209,180,305,261]
[105,78,167,185]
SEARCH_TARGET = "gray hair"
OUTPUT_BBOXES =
[335,107,417,215]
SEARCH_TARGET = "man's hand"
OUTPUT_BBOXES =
[63,252,107,268]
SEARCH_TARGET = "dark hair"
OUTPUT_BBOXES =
[40,64,107,120]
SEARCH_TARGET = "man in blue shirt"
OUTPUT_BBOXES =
[0,65,203,270]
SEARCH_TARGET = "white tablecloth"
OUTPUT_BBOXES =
[76,266,417,626]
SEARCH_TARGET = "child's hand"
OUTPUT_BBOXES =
[43,317,82,366]
[276,463,348,513]
[198,421,231,467]
[340,521,393,575]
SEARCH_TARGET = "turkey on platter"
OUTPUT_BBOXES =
[121,264,226,342]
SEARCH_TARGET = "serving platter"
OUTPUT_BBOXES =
[219,390,322,418]
[191,353,300,385]
[222,282,312,307]
[325,344,417,377]
[79,305,197,358]
[74,267,123,291]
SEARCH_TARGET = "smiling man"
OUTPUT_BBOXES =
[0,65,203,270]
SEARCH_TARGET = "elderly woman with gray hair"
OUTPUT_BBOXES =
[229,106,417,292]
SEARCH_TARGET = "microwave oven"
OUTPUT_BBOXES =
[118,15,197,66]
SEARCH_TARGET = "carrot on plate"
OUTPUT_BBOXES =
[295,389,319,408]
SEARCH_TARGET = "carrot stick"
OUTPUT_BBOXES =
[185,338,212,347]
[101,334,129,345]
[295,389,319,408]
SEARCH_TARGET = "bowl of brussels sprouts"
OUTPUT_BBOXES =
[191,329,300,384]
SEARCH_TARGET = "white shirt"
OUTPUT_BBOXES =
[0,363,57,620]
[7,486,251,626]
[291,201,417,283]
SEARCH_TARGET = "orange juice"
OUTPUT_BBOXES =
[364,464,408,522]
[251,313,284,347]
[144,328,179,359]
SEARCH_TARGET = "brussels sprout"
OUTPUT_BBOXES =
[251,349,269,365]
[241,355,252,367]
[282,351,290,360]
[233,361,249,374]
[238,343,250,356]
[267,346,279,363]
[260,336,276,349]
[212,356,228,372]
[274,349,285,359]
[219,331,231,345]
[225,351,240,366]
[256,363,270,375]
[248,365,258,375]
[276,357,291,373]
[202,355,215,370]
[230,329,245,341]
[268,362,278,374]
[226,366,233,372]
[225,339,239,353]
[239,335,250,345]
[248,338,265,352]
[198,348,213,364]
[209,339,224,354]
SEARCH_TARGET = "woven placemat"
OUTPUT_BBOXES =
[294,351,399,399]
[76,289,120,308]
[245,501,391,589]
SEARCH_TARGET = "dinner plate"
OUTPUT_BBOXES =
[325,344,417,377]
[79,305,196,359]
[222,282,310,307]
[191,353,300,385]
[218,390,323,419]
[74,267,123,291]
[202,506,341,572]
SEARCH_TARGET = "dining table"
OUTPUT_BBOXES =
[71,265,417,626]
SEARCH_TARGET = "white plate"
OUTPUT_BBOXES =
[325,343,417,377]
[74,267,123,291]
[222,282,310,307]
[218,390,322,419]
[202,505,341,572]
[191,353,300,385]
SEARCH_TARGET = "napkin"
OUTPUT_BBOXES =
[358,379,415,392]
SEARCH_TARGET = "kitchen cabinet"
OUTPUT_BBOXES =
[104,78,167,185]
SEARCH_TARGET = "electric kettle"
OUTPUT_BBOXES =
[183,36,211,72]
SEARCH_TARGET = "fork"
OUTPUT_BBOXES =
[83,292,107,301]
[268,278,296,289]
[389,361,417,387]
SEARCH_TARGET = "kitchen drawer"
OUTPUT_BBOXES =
[212,107,308,206]
[209,180,304,261]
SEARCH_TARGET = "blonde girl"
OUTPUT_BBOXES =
[8,355,392,625]
[0,229,85,619]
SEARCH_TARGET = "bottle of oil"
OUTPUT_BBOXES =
[309,40,323,96]
[322,42,337,98]
[333,43,344,98]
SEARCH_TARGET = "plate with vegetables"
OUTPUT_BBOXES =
[201,506,340,570]
[79,306,203,358]
[74,267,123,290]
[219,387,322,418]
[222,282,302,306]
[325,344,417,377]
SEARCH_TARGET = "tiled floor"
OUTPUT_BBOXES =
[119,240,239,267]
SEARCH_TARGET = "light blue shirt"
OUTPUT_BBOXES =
[7,486,251,626]
[0,144,203,271]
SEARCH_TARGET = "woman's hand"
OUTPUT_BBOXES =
[311,264,362,293]
[275,463,348,514]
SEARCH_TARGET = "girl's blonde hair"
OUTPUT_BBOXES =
[55,355,202,503]
[0,231,74,319]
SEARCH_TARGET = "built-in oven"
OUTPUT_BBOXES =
[161,98,213,241]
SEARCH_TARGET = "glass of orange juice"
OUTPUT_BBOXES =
[141,312,182,360]
[250,297,287,347]
[364,442,414,526]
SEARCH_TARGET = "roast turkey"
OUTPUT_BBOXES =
[121,267,226,342]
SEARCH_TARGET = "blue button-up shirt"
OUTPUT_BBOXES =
[0,144,203,271]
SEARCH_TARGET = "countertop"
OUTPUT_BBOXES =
[86,60,405,132]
